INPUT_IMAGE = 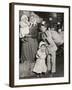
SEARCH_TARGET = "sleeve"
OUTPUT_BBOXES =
[42,32,50,45]
[19,31,22,38]
[45,31,57,51]
[19,28,25,38]
[42,33,47,41]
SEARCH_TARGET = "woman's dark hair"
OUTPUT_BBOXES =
[39,21,48,29]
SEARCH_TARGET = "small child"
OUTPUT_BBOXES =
[19,14,30,39]
[33,41,47,77]
[40,21,57,76]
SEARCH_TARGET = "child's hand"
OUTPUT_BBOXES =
[36,54,40,58]
[21,38,24,42]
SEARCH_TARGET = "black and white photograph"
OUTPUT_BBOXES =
[9,3,70,87]
[19,11,64,79]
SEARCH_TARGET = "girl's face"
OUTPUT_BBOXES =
[40,26,47,32]
[40,45,46,52]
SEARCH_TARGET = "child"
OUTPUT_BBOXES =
[40,21,57,76]
[19,14,30,39]
[33,41,47,77]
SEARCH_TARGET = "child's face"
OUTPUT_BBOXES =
[41,45,46,52]
[40,26,47,32]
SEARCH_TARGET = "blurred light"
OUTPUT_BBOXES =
[53,13,57,18]
[57,22,61,25]
[49,17,53,21]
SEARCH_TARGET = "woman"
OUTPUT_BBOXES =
[20,11,40,77]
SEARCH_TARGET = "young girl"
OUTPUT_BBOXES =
[33,41,47,77]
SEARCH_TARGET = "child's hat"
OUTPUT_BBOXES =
[39,41,47,48]
[40,21,48,27]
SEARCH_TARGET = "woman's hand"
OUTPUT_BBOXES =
[21,38,24,42]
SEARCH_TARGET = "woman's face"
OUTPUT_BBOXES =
[40,26,47,32]
[30,16,36,24]
[41,45,46,52]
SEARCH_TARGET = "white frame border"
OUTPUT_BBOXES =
[14,4,70,86]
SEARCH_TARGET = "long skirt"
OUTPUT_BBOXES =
[20,37,38,77]
[33,59,47,73]
[21,37,38,62]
